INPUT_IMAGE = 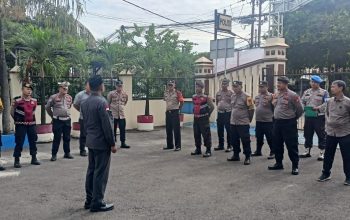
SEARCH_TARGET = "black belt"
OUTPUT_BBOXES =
[166,109,179,113]
[218,110,231,113]
[53,116,71,121]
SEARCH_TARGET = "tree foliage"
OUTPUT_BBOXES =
[284,0,350,72]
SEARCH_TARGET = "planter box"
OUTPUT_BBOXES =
[36,124,54,143]
[179,113,184,127]
[71,122,80,139]
[137,115,154,131]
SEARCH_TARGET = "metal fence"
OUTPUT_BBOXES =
[30,76,195,104]
[132,76,195,100]
[30,76,119,104]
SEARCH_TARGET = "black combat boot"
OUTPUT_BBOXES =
[121,142,130,149]
[0,165,5,171]
[14,157,21,168]
[31,155,41,165]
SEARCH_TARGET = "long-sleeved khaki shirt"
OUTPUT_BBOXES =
[326,95,350,137]
[273,89,303,120]
[230,91,254,125]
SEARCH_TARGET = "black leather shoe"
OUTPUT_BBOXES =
[84,201,91,210]
[191,149,202,155]
[244,157,251,165]
[317,173,331,182]
[300,148,311,158]
[251,151,262,157]
[174,147,181,151]
[14,158,21,168]
[203,151,212,158]
[31,156,41,165]
[267,153,275,160]
[64,153,74,159]
[90,203,114,212]
[121,142,130,149]
[268,163,284,170]
[50,155,57,162]
[344,179,350,186]
[227,155,240,161]
[80,150,88,157]
[214,146,224,151]
[225,147,233,153]
[163,147,174,150]
[291,167,299,175]
[0,166,5,171]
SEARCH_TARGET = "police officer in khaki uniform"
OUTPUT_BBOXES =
[191,81,215,158]
[11,82,41,168]
[268,76,303,175]
[107,80,130,148]
[300,75,329,161]
[318,80,350,186]
[163,80,184,151]
[252,81,275,159]
[215,78,233,152]
[46,82,74,161]
[227,81,255,165]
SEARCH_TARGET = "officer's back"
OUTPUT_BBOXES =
[81,91,114,150]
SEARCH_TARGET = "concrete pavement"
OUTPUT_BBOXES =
[0,127,349,220]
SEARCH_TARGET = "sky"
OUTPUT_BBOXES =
[79,0,270,52]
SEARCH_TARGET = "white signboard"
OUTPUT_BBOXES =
[218,14,232,32]
[210,38,235,59]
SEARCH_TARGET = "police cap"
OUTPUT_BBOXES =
[277,76,289,84]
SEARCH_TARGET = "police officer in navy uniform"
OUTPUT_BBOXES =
[46,82,74,161]
[191,80,215,158]
[300,75,329,161]
[82,75,116,212]
[10,81,40,168]
[268,76,303,175]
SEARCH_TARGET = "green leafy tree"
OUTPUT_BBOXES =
[0,0,84,132]
[11,26,75,124]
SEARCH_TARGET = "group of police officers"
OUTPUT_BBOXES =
[0,74,349,202]
[0,78,130,170]
[164,76,350,185]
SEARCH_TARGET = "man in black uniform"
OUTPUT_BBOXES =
[81,75,116,212]
[11,82,41,168]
